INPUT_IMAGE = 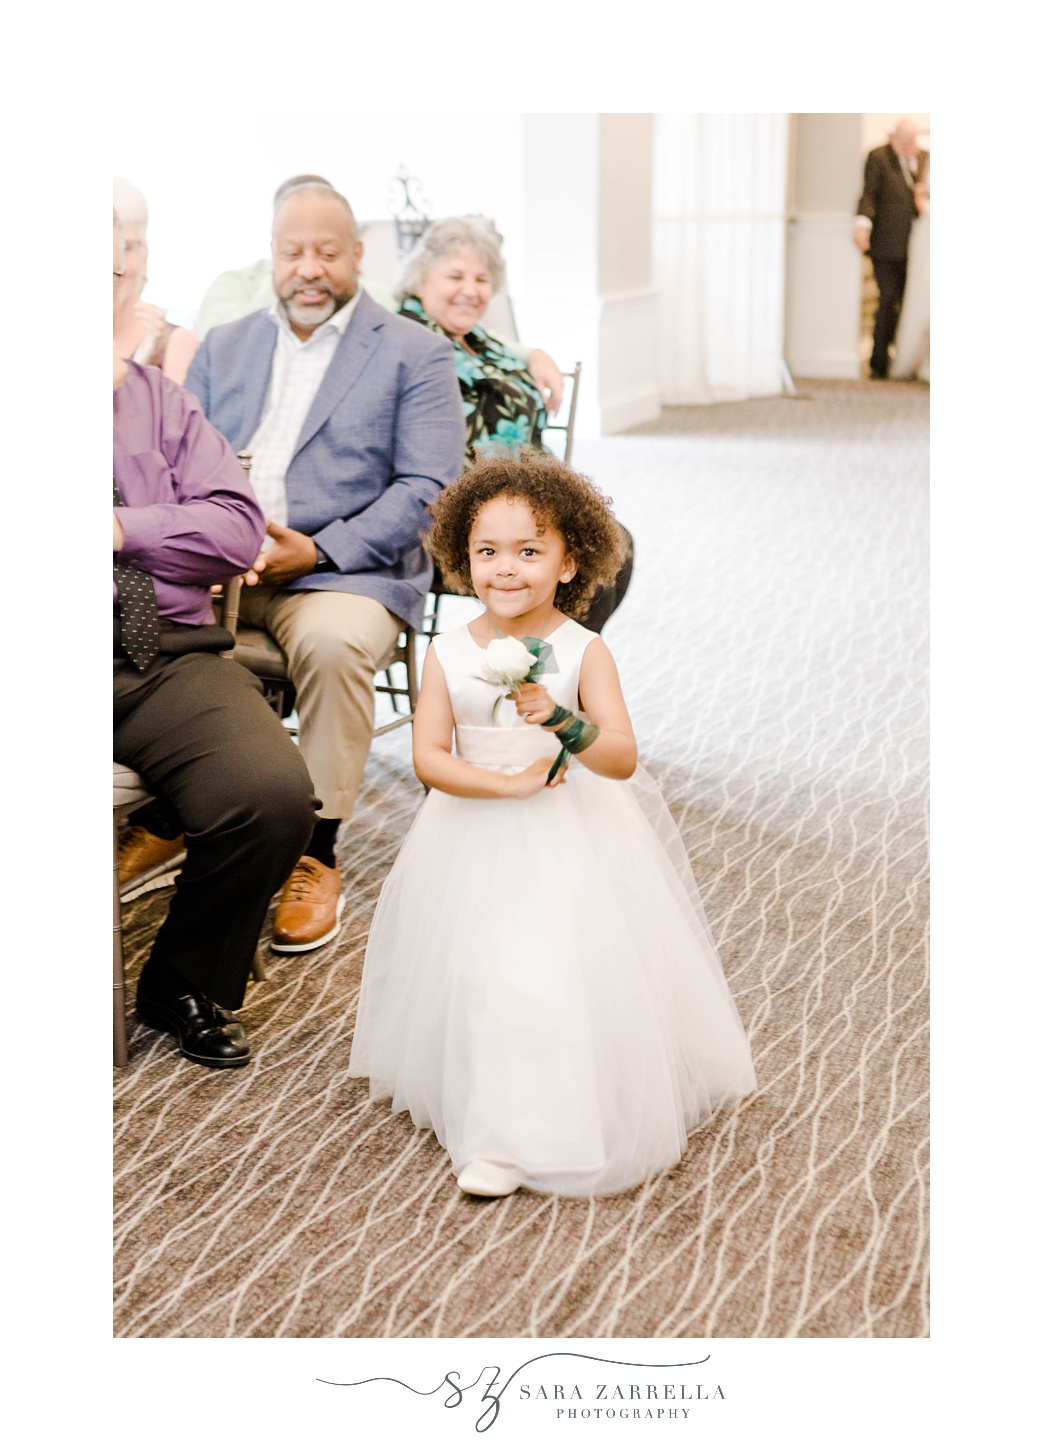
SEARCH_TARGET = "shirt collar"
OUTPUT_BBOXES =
[399,292,486,347]
[269,286,362,345]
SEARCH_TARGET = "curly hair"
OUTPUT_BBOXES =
[425,448,626,621]
[394,216,506,301]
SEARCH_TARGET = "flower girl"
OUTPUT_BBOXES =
[348,451,757,1197]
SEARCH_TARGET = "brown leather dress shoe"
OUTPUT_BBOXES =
[272,856,344,953]
[118,825,186,902]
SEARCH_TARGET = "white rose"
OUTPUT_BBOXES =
[483,636,538,685]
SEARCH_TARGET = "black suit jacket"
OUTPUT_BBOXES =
[856,144,926,261]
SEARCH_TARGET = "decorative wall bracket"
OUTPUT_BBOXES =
[388,164,430,258]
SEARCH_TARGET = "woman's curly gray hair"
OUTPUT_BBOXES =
[394,217,506,302]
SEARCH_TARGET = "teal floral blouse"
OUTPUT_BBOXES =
[398,295,546,461]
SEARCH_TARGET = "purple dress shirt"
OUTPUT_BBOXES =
[113,361,265,627]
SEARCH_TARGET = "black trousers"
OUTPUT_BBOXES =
[869,256,908,377]
[582,525,636,635]
[114,650,317,1009]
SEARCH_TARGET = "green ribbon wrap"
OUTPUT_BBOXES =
[542,703,600,782]
[520,636,558,680]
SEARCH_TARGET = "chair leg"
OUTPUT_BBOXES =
[405,628,419,713]
[113,817,129,1068]
[428,592,444,637]
[380,667,408,716]
[250,946,270,983]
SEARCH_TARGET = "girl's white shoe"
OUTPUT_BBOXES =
[457,1161,522,1197]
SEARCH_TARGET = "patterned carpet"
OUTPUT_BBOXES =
[113,379,929,1338]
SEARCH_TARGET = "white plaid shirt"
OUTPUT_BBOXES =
[245,291,361,532]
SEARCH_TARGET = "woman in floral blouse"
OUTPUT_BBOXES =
[395,217,550,460]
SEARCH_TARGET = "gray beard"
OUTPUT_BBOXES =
[285,293,337,329]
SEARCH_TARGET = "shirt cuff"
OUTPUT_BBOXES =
[311,526,346,572]
[855,216,873,231]
[114,506,147,562]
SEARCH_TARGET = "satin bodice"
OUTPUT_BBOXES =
[432,618,595,769]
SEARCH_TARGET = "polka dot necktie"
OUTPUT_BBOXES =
[113,480,161,671]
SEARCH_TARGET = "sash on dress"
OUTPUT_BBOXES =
[455,724,567,773]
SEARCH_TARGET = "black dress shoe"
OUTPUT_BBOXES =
[136,988,250,1068]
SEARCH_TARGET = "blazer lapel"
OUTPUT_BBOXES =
[292,293,384,457]
[889,146,916,193]
[237,317,277,449]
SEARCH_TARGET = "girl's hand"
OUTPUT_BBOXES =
[504,757,567,798]
[510,682,558,726]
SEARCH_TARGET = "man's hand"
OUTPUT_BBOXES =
[510,681,558,726]
[134,301,170,367]
[113,348,128,391]
[251,519,319,586]
[527,348,564,415]
[854,225,871,254]
[113,512,124,551]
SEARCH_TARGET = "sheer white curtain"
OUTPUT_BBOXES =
[653,114,789,404]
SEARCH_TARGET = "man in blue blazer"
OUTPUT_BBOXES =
[181,181,465,951]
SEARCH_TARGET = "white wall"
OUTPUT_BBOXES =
[114,113,525,328]
[598,114,654,296]
[512,114,660,436]
[784,112,866,379]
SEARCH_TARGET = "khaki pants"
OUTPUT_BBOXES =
[238,584,401,822]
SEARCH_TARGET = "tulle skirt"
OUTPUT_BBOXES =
[349,748,757,1196]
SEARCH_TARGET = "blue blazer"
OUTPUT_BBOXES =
[184,290,466,629]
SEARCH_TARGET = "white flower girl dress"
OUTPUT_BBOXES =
[348,618,757,1196]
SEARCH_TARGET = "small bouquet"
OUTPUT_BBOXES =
[473,635,558,723]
